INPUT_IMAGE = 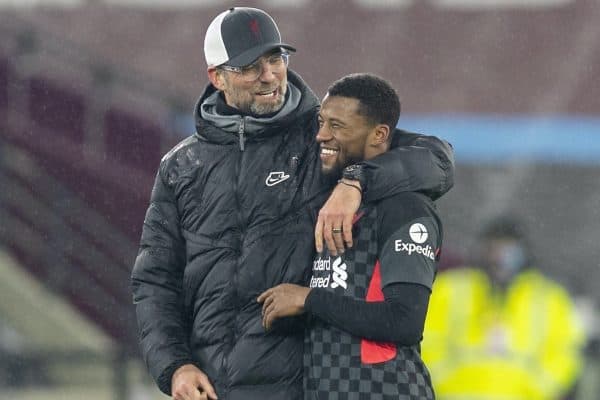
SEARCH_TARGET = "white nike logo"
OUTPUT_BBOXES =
[265,172,290,186]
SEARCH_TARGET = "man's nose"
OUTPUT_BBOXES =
[258,60,277,82]
[316,124,332,143]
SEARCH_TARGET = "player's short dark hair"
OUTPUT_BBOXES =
[326,73,401,135]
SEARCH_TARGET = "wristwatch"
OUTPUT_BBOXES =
[342,164,367,192]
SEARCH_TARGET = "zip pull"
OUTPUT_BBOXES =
[238,118,245,151]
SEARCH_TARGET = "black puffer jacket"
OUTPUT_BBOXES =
[131,70,454,400]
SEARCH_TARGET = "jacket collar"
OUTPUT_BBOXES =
[194,69,319,143]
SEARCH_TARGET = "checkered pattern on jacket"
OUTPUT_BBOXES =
[304,208,435,400]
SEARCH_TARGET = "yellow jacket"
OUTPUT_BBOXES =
[422,268,585,400]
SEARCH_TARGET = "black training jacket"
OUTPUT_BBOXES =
[131,70,454,400]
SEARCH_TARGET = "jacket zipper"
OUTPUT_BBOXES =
[238,117,245,151]
[233,128,247,308]
[222,122,247,392]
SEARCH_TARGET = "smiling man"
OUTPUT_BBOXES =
[209,49,290,115]
[259,73,442,400]
[318,90,399,178]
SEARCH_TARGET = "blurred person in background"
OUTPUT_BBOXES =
[422,215,586,400]
[257,73,441,400]
[131,7,454,400]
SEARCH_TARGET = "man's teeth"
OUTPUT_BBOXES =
[321,148,338,155]
[258,90,276,96]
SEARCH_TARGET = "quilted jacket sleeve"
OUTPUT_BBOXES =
[362,130,455,202]
[131,167,193,395]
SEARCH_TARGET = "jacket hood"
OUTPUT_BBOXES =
[194,69,319,144]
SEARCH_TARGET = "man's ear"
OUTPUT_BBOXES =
[207,67,225,90]
[370,124,390,146]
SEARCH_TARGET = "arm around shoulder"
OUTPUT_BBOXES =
[361,131,454,202]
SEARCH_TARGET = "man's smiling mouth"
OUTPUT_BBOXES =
[320,147,339,156]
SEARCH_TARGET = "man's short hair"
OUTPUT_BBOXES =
[326,73,401,134]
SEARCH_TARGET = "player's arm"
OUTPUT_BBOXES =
[304,282,430,344]
[258,281,430,343]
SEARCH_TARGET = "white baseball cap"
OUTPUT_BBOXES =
[204,7,296,67]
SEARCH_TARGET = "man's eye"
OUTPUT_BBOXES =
[242,64,259,73]
[269,55,283,64]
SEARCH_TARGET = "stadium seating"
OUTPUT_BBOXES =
[28,76,86,145]
[0,57,7,112]
[0,57,162,347]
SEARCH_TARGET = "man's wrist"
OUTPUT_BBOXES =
[337,178,362,194]
[300,287,312,308]
[342,164,367,192]
[160,359,195,395]
[303,288,319,313]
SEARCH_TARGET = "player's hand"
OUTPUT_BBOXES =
[315,179,362,255]
[257,284,311,330]
[171,364,218,400]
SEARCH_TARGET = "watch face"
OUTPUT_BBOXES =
[342,164,366,191]
[343,164,363,180]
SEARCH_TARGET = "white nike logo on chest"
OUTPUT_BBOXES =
[265,172,290,186]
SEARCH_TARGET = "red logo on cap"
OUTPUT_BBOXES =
[249,19,261,39]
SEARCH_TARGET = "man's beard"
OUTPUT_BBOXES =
[320,162,343,186]
[226,80,287,116]
[250,88,286,115]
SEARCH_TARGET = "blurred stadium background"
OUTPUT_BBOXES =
[0,0,598,399]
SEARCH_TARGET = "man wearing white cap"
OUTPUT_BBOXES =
[132,7,454,400]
